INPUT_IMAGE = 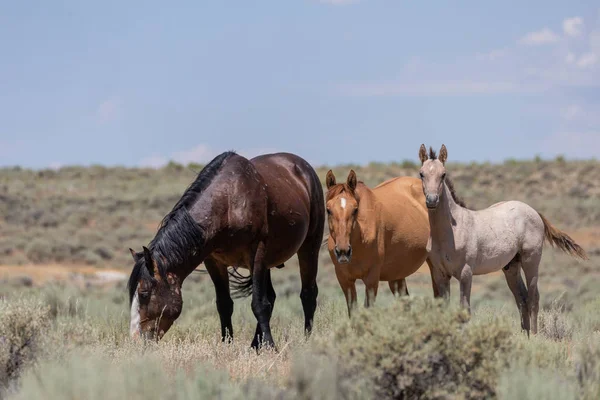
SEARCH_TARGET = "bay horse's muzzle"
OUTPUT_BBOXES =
[334,245,352,264]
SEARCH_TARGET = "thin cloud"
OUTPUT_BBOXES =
[338,80,544,97]
[563,17,584,38]
[519,28,559,45]
[96,98,122,123]
[542,131,600,158]
[576,52,598,68]
[138,145,282,168]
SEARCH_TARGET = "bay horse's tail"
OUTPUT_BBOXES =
[538,213,588,260]
[229,267,253,299]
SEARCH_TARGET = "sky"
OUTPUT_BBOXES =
[1,1,599,168]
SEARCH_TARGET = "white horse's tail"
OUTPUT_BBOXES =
[538,213,588,260]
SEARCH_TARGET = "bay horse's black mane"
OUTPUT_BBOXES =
[127,151,237,304]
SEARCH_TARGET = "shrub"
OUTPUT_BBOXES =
[319,298,515,399]
[0,298,50,393]
[497,366,577,400]
[575,334,600,400]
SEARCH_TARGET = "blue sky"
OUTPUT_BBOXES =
[1,1,599,168]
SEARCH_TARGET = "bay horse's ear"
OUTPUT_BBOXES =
[347,170,357,192]
[419,144,428,164]
[326,170,336,189]
[142,246,155,276]
[129,248,141,262]
[439,144,448,164]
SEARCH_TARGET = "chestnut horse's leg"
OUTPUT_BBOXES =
[204,257,234,342]
[388,279,409,296]
[297,238,320,336]
[250,241,276,350]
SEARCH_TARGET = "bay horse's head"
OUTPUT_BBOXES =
[128,247,182,341]
[418,144,448,209]
[325,170,359,264]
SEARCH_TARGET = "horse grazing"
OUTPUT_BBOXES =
[418,144,588,334]
[325,169,431,316]
[127,151,324,349]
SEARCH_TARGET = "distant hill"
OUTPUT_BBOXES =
[1,158,598,267]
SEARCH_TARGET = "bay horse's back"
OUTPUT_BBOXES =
[250,153,325,267]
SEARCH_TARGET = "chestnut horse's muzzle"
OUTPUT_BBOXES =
[334,245,352,264]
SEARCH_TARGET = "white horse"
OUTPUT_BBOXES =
[418,144,587,334]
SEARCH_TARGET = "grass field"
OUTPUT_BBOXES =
[1,157,599,399]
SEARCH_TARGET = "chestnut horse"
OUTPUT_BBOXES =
[127,151,324,349]
[325,170,431,316]
[418,144,588,334]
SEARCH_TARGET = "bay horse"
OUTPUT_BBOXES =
[418,144,588,334]
[127,151,324,349]
[325,169,431,316]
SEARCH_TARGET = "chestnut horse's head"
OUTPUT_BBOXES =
[325,170,359,264]
[418,144,448,209]
[128,247,183,341]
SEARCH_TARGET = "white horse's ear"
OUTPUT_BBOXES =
[419,144,428,164]
[439,145,448,164]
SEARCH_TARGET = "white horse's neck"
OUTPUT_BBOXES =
[428,182,466,242]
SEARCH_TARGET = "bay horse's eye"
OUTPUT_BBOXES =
[139,291,151,301]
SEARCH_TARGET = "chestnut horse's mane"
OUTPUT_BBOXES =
[326,181,364,201]
[127,151,237,304]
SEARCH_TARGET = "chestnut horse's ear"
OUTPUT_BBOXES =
[142,246,156,277]
[347,170,357,192]
[129,248,141,262]
[439,144,448,164]
[326,170,336,189]
[419,144,428,164]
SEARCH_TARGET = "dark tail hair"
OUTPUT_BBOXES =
[538,213,588,260]
[228,267,253,299]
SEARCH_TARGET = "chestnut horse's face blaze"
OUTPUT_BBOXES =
[325,170,359,264]
[129,248,182,341]
[418,144,448,210]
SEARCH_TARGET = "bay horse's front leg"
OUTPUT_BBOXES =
[250,241,276,350]
[204,258,234,342]
[459,264,473,313]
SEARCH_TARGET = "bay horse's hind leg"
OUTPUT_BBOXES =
[521,250,541,335]
[389,279,409,297]
[502,255,530,334]
[204,258,234,342]
[251,268,276,349]
[297,236,320,336]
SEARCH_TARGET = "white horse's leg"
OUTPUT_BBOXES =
[521,251,541,335]
[459,264,473,313]
[502,257,530,333]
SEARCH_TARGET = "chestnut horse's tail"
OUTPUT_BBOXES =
[538,213,588,260]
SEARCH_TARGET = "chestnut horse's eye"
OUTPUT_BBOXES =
[326,208,331,215]
[352,208,358,216]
